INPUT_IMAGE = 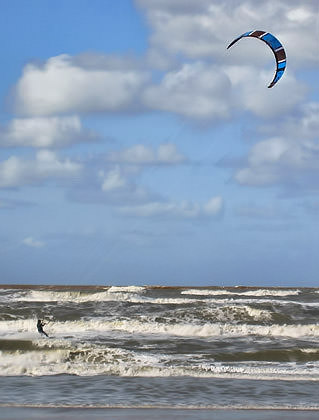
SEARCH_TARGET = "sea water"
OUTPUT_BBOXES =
[0,285,318,409]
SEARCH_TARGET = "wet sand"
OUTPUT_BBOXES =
[1,407,319,420]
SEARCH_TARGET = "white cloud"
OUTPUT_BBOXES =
[203,196,224,216]
[107,144,155,164]
[286,7,313,22]
[157,143,186,164]
[22,237,45,248]
[99,166,127,192]
[143,62,232,121]
[224,65,307,118]
[106,143,186,164]
[121,201,198,218]
[261,102,319,140]
[93,165,152,205]
[234,100,319,188]
[119,196,224,219]
[235,136,319,187]
[137,0,319,68]
[142,61,305,121]
[0,116,97,148]
[0,150,82,188]
[9,1,317,125]
[13,54,149,116]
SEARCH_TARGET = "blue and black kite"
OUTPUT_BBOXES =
[227,30,286,88]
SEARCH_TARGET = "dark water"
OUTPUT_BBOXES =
[0,285,318,409]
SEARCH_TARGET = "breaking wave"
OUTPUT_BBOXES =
[11,287,147,303]
[1,285,319,387]
[1,338,319,379]
[181,289,301,297]
[1,318,319,340]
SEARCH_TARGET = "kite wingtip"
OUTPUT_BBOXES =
[226,41,236,50]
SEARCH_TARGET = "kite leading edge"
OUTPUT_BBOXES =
[227,30,286,88]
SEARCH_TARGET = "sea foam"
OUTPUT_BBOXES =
[1,318,319,340]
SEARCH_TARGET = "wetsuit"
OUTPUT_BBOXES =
[37,320,49,337]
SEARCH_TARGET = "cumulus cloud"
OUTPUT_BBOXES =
[119,195,224,219]
[71,156,224,221]
[137,0,319,69]
[22,237,45,248]
[143,61,305,121]
[137,0,314,120]
[82,164,153,205]
[0,150,82,188]
[93,143,187,206]
[203,196,224,216]
[224,65,307,118]
[234,100,319,188]
[143,62,232,121]
[0,116,97,148]
[12,54,149,116]
[99,166,128,192]
[10,43,309,123]
[106,143,186,165]
[260,102,319,139]
[235,136,319,187]
[8,0,316,125]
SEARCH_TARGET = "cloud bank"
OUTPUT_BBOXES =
[0,116,97,148]
[119,195,224,219]
[235,102,319,190]
[13,54,149,116]
[137,0,319,68]
[0,150,82,188]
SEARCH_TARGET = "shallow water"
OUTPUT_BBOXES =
[1,407,319,420]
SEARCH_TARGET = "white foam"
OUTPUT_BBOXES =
[200,305,273,322]
[12,288,198,305]
[207,297,319,308]
[107,286,146,294]
[15,289,147,303]
[0,319,39,340]
[4,288,316,310]
[2,318,319,341]
[1,342,319,380]
[182,289,300,297]
[11,290,310,309]
[300,348,319,354]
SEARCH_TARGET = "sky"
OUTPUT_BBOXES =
[0,0,318,287]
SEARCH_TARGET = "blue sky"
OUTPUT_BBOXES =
[0,0,318,286]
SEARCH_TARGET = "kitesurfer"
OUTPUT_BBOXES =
[37,319,49,337]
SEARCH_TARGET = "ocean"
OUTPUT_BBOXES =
[0,284,319,415]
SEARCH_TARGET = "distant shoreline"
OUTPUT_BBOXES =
[0,284,314,290]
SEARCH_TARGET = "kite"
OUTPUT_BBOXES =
[227,30,286,88]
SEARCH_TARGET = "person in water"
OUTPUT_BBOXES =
[37,319,49,337]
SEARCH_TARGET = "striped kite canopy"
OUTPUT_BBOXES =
[227,30,286,88]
